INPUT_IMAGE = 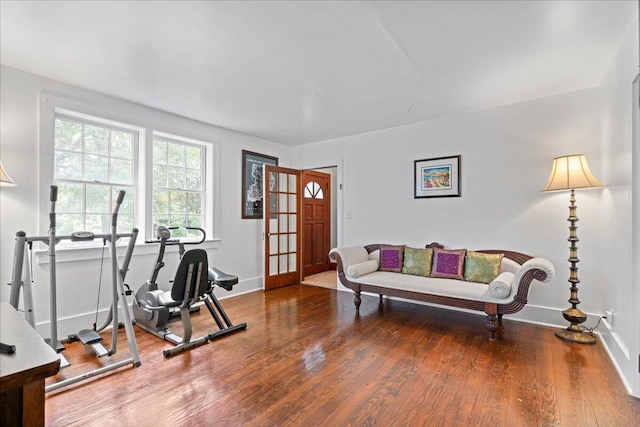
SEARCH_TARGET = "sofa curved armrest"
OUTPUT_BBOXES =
[506,257,555,311]
[330,246,370,289]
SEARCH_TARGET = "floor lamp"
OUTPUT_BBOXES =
[0,159,16,186]
[543,154,602,344]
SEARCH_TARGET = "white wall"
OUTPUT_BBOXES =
[598,16,639,396]
[0,65,290,336]
[294,87,604,311]
[293,15,639,396]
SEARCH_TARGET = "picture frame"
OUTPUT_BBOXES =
[242,150,279,219]
[414,155,461,198]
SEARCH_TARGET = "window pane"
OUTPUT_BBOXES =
[57,214,83,235]
[84,125,108,155]
[111,131,133,159]
[169,216,186,235]
[57,182,84,212]
[118,214,134,232]
[153,140,167,164]
[186,146,201,169]
[86,213,109,234]
[186,216,201,229]
[168,167,185,189]
[170,191,186,213]
[86,185,110,214]
[185,169,201,190]
[153,190,169,214]
[153,214,169,230]
[110,158,132,184]
[168,142,185,166]
[153,165,167,188]
[55,119,82,151]
[55,151,83,180]
[84,154,109,182]
[187,193,202,214]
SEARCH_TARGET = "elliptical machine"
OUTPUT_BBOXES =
[132,226,247,357]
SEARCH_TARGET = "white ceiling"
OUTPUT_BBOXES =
[0,1,636,146]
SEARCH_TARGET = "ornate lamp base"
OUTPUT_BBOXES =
[555,328,596,344]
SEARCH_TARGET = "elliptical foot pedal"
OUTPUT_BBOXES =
[78,329,108,358]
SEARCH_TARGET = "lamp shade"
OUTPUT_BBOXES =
[0,160,16,187]
[542,154,602,192]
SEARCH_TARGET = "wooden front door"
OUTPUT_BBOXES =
[301,170,331,277]
[263,165,301,290]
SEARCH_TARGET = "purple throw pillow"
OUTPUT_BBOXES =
[378,245,405,272]
[431,248,467,280]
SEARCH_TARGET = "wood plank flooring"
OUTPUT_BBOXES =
[44,285,640,426]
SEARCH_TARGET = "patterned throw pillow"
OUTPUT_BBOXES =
[430,248,466,280]
[378,245,405,272]
[464,251,504,284]
[402,247,433,277]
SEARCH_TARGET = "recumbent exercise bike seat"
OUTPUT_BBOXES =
[208,267,238,291]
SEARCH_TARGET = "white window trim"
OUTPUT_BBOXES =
[38,92,221,262]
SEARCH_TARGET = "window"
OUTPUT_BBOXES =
[43,101,217,247]
[152,137,205,238]
[54,115,136,235]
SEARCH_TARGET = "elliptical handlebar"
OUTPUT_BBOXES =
[111,190,126,228]
[49,185,58,229]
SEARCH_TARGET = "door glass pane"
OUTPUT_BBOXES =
[279,173,288,192]
[269,193,277,213]
[279,254,288,274]
[279,213,287,232]
[279,193,288,212]
[289,234,297,252]
[289,254,296,272]
[289,174,296,192]
[270,256,278,276]
[289,194,296,211]
[270,217,278,234]
[289,214,296,232]
[270,235,278,254]
[269,171,278,192]
[279,234,288,253]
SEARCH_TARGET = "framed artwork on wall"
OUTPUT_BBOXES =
[242,150,279,218]
[414,155,461,198]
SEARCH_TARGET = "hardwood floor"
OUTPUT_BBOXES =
[44,285,640,426]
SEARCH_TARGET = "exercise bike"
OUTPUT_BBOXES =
[132,226,247,357]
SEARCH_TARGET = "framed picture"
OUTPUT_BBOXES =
[414,155,461,198]
[242,150,279,219]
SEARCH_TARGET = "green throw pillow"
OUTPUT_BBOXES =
[402,247,433,277]
[464,251,503,284]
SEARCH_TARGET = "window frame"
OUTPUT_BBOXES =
[149,131,214,240]
[53,112,140,236]
[38,92,220,262]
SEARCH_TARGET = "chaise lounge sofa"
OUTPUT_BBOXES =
[329,243,554,340]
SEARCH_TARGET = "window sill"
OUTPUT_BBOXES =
[36,238,221,264]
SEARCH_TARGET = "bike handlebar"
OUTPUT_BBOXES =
[144,226,206,245]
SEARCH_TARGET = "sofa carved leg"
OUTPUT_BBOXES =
[485,303,498,341]
[354,290,361,310]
